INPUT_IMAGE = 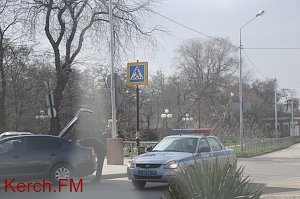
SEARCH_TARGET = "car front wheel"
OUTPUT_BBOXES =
[132,180,146,189]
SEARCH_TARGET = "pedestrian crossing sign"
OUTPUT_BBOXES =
[127,62,148,86]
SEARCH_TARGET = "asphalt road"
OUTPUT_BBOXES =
[238,143,300,197]
[1,143,300,199]
[0,178,166,199]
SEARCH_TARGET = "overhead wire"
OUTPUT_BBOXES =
[150,9,300,52]
[242,49,268,79]
[149,9,239,49]
[149,7,300,82]
[245,47,300,50]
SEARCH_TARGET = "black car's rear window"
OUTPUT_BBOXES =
[26,137,63,152]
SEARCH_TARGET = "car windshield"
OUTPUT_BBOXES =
[152,137,198,153]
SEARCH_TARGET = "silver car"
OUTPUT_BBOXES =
[127,134,236,189]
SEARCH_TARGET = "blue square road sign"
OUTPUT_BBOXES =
[127,62,148,86]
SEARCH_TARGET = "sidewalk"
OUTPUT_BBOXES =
[86,157,130,181]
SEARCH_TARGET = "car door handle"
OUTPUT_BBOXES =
[50,153,56,157]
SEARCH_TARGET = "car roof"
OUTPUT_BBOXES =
[1,131,32,136]
[0,132,33,139]
[18,134,61,138]
[1,134,61,140]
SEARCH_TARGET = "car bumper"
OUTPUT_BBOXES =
[127,167,178,182]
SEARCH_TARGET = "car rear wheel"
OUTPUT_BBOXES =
[50,163,73,184]
[132,180,146,189]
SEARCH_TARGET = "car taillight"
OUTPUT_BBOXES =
[88,147,97,160]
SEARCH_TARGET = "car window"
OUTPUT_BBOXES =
[0,138,23,153]
[152,137,198,153]
[27,137,62,152]
[197,138,211,153]
[207,137,223,151]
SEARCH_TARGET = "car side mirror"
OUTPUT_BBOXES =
[199,146,210,153]
[146,146,153,152]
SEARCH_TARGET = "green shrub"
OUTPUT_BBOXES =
[164,160,262,199]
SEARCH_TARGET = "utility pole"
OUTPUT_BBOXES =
[274,78,278,137]
[109,0,117,138]
[291,90,295,136]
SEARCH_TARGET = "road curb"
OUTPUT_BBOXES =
[261,196,300,199]
[101,173,127,180]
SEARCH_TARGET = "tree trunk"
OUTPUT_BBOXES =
[49,71,69,135]
[0,38,6,132]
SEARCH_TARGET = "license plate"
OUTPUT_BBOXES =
[138,170,157,176]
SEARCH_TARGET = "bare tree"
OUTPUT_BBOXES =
[23,0,160,134]
[2,49,56,132]
[0,0,23,132]
[175,38,238,128]
[5,45,31,130]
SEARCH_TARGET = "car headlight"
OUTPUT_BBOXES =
[127,160,135,168]
[164,161,178,169]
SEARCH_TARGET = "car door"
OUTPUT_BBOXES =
[21,136,63,178]
[194,138,214,163]
[207,137,226,164]
[0,137,25,179]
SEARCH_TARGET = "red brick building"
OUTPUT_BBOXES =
[262,117,300,137]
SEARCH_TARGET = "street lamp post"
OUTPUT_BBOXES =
[182,113,193,128]
[239,10,264,154]
[161,109,173,138]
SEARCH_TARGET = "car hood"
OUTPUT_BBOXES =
[133,151,193,164]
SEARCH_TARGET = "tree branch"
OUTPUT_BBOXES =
[56,3,67,45]
[67,13,108,68]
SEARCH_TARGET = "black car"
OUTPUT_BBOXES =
[0,135,96,182]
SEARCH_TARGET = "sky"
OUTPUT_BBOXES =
[126,0,300,97]
[34,0,300,97]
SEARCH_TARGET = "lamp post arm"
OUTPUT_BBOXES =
[240,16,258,30]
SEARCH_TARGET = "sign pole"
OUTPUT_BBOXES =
[136,59,140,148]
[136,85,140,146]
[126,60,148,151]
[44,80,56,118]
[47,81,55,119]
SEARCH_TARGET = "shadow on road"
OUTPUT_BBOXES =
[251,182,300,196]
[263,186,300,195]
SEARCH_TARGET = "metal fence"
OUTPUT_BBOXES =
[123,136,300,157]
[123,141,158,157]
[221,136,299,154]
[243,137,296,154]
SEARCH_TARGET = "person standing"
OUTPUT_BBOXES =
[79,137,106,183]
